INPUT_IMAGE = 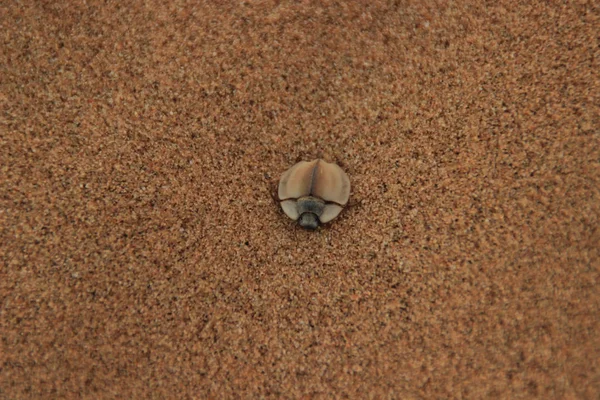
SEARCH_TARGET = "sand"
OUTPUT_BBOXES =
[1,0,599,398]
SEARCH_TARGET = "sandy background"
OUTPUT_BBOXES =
[1,0,599,398]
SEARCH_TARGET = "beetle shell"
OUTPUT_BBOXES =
[278,159,350,229]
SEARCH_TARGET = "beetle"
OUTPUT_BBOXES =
[277,159,350,229]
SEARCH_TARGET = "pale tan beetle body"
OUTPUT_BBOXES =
[278,159,350,229]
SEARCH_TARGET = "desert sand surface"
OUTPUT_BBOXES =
[1,1,599,398]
